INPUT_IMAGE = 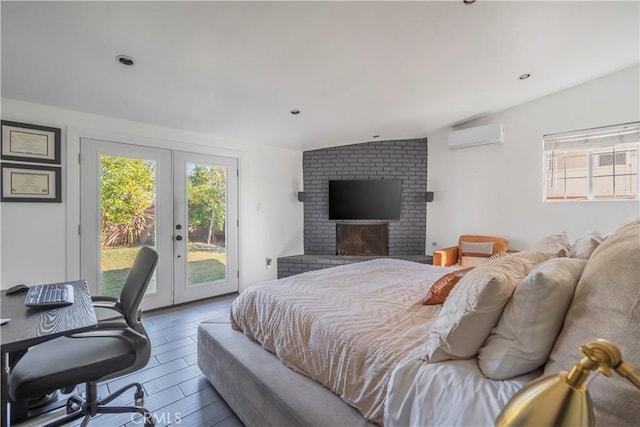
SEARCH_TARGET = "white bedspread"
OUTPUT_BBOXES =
[385,346,541,427]
[230,259,453,425]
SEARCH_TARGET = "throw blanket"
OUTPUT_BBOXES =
[231,259,452,424]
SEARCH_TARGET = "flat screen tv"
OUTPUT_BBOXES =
[329,179,402,220]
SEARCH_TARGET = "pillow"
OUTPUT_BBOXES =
[422,252,549,363]
[478,257,587,380]
[530,232,570,257]
[544,219,640,427]
[422,267,474,305]
[459,240,494,267]
[570,231,603,259]
[508,251,554,264]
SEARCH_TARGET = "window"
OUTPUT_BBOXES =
[543,122,639,201]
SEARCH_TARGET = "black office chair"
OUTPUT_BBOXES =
[91,253,155,326]
[9,246,159,427]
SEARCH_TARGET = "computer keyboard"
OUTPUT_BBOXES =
[24,283,74,308]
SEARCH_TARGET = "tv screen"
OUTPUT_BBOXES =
[329,180,402,220]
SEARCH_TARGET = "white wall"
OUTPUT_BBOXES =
[0,98,304,290]
[427,65,640,252]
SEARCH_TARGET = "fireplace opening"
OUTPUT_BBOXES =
[336,223,389,256]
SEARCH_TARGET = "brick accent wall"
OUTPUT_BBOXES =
[303,138,427,255]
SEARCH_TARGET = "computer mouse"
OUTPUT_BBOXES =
[6,284,29,295]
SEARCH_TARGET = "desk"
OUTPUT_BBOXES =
[0,280,97,427]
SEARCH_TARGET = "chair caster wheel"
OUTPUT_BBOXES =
[66,400,79,415]
[66,395,83,414]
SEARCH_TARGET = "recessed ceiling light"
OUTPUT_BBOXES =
[290,109,300,115]
[116,55,135,66]
[518,73,531,80]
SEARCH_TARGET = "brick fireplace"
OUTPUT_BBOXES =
[277,137,431,279]
[303,138,427,256]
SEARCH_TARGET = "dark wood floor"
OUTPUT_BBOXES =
[19,294,244,427]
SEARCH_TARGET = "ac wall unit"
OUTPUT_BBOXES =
[448,123,504,149]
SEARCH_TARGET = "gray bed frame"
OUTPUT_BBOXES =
[197,320,376,427]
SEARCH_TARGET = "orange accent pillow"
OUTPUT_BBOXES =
[422,267,475,305]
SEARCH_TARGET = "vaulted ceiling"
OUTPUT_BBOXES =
[2,1,638,151]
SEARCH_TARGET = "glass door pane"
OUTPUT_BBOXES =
[99,155,158,297]
[185,163,227,286]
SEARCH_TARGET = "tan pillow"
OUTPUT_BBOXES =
[459,240,494,267]
[544,219,639,427]
[531,232,570,257]
[570,231,603,259]
[422,252,549,363]
[508,251,554,264]
[478,258,587,380]
[422,267,474,305]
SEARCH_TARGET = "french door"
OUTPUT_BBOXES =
[79,138,238,310]
[173,151,238,303]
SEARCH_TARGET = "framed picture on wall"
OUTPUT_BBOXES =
[1,163,62,203]
[1,120,61,164]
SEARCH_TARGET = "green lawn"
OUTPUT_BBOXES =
[101,245,227,298]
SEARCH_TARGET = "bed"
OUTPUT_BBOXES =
[200,258,530,426]
[198,220,640,427]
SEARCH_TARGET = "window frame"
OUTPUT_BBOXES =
[542,122,639,202]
